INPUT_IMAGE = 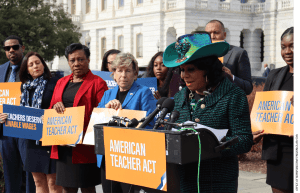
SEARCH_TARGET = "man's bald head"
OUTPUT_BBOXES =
[205,20,226,41]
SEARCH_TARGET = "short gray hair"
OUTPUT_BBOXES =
[111,52,139,74]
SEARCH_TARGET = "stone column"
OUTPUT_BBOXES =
[106,27,114,50]
[176,23,186,37]
[63,0,68,13]
[228,28,241,47]
[76,0,82,15]
[89,29,97,70]
[90,0,98,20]
[261,0,277,68]
[123,25,131,53]
[243,29,262,76]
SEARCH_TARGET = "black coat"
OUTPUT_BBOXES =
[23,76,59,174]
[223,45,253,95]
[261,65,292,160]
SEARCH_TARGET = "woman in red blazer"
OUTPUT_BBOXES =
[49,43,108,193]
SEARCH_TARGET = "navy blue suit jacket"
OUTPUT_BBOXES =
[98,81,155,128]
[0,61,12,136]
[0,61,10,82]
[223,45,253,95]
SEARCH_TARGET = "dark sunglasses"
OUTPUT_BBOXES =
[3,44,21,51]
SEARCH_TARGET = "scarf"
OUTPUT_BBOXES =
[20,75,48,109]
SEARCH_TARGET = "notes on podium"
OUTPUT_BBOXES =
[171,121,228,141]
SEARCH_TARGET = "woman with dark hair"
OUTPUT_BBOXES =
[0,51,61,193]
[162,32,252,192]
[50,43,108,193]
[253,27,294,193]
[145,51,180,99]
[101,49,121,71]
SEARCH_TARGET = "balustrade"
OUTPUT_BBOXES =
[167,1,177,9]
[196,0,208,10]
[219,2,230,11]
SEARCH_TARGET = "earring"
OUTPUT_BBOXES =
[189,90,194,100]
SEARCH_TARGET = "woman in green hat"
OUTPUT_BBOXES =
[163,32,253,192]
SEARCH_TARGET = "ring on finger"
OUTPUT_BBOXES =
[0,118,2,123]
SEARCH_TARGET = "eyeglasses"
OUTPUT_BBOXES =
[69,58,87,64]
[3,44,21,51]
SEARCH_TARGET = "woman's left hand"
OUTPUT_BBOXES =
[0,113,8,124]
[253,130,265,144]
[105,99,122,110]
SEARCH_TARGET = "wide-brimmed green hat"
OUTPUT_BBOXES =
[163,32,230,67]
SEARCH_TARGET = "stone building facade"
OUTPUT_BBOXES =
[50,0,294,76]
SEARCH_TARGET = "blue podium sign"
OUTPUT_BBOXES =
[3,104,44,140]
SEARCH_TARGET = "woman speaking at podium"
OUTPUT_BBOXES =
[98,52,155,193]
[162,32,253,192]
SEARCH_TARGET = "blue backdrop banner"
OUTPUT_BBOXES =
[92,71,157,94]
[3,104,44,140]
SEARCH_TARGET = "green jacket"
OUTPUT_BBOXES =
[174,78,253,192]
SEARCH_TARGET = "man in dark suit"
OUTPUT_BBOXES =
[262,63,271,77]
[0,35,35,193]
[205,20,253,95]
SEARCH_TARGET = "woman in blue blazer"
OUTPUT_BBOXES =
[97,52,155,193]
[98,81,154,121]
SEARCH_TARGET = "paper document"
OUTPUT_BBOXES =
[172,121,228,141]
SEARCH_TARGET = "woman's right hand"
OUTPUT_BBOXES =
[0,113,8,124]
[105,99,122,110]
[53,102,65,114]
[253,130,265,144]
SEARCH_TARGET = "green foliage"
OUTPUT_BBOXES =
[0,0,81,64]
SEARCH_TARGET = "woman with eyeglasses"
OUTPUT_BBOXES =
[101,49,121,72]
[0,51,61,193]
[49,43,108,193]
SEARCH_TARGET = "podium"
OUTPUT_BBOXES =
[94,124,238,164]
[94,124,238,192]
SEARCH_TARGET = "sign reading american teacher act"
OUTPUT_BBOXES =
[104,127,167,191]
[251,91,294,136]
[42,106,85,146]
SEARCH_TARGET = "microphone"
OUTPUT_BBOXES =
[112,115,131,122]
[127,118,139,128]
[166,110,180,130]
[112,116,140,128]
[153,98,175,130]
[138,97,167,128]
[157,120,197,128]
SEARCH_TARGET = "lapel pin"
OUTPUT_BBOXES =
[130,93,133,95]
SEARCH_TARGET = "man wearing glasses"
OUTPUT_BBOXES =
[0,35,35,193]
